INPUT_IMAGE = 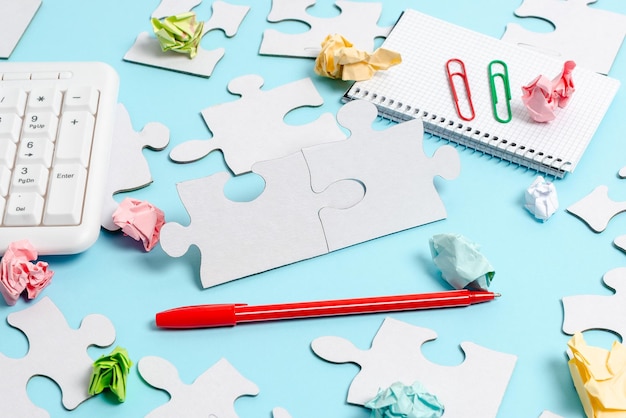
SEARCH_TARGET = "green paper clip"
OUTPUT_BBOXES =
[488,60,512,123]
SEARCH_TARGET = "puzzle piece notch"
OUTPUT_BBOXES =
[260,0,391,58]
[566,185,626,232]
[311,317,517,418]
[501,0,626,74]
[303,99,460,251]
[0,297,116,418]
[169,75,346,174]
[138,356,259,418]
[151,0,202,18]
[562,266,626,339]
[160,151,364,288]
[124,1,250,77]
[102,103,170,231]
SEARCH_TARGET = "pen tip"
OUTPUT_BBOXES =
[494,292,502,298]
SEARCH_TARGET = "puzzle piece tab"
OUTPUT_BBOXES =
[566,185,626,232]
[260,0,390,58]
[311,317,517,418]
[0,297,116,418]
[102,103,170,231]
[138,356,259,418]
[124,1,249,77]
[160,151,364,288]
[501,0,626,74]
[169,75,346,174]
[562,267,626,339]
[303,99,460,251]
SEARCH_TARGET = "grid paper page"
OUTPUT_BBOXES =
[343,9,620,177]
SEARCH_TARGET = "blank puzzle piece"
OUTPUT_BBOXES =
[311,317,517,418]
[562,266,626,339]
[501,0,626,74]
[566,185,626,233]
[102,103,170,231]
[169,75,346,174]
[0,0,41,58]
[152,0,202,18]
[303,99,460,251]
[124,1,250,77]
[160,151,364,288]
[138,356,259,418]
[260,0,390,58]
[0,297,116,418]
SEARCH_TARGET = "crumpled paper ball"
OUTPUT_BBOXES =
[112,198,165,251]
[521,60,576,122]
[525,176,558,222]
[314,33,402,81]
[568,332,626,418]
[89,346,133,402]
[429,233,494,291]
[151,12,204,59]
[0,239,54,305]
[365,381,444,418]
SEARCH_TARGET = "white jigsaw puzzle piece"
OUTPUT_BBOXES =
[260,0,390,58]
[501,0,626,74]
[562,266,626,339]
[151,0,202,18]
[102,103,170,231]
[0,297,116,418]
[311,317,517,418]
[272,407,293,418]
[169,75,346,174]
[124,1,249,77]
[0,0,41,58]
[303,99,460,251]
[539,411,563,418]
[566,185,626,232]
[138,356,259,418]
[160,151,364,288]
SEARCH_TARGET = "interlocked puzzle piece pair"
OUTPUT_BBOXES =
[312,317,517,418]
[124,1,250,77]
[0,297,116,418]
[259,0,391,58]
[161,95,460,288]
[501,0,626,74]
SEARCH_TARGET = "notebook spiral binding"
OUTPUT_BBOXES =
[343,87,573,178]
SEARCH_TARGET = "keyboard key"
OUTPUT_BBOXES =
[22,111,59,140]
[4,192,44,226]
[10,164,49,195]
[43,163,86,225]
[0,113,22,141]
[27,88,63,114]
[55,111,94,166]
[0,88,27,116]
[63,87,99,114]
[0,139,16,169]
[16,137,54,167]
[0,166,10,196]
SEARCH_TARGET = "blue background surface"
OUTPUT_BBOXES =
[2,0,626,417]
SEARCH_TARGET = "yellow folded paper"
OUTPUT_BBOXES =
[151,12,204,59]
[568,332,626,418]
[314,34,401,81]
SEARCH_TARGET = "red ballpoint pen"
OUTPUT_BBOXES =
[155,289,500,329]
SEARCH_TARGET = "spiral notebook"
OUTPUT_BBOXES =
[342,9,620,178]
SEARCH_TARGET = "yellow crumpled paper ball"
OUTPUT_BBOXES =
[568,332,626,418]
[151,12,204,59]
[314,34,402,81]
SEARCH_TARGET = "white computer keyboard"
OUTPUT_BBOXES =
[0,62,119,255]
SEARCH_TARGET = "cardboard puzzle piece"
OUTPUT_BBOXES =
[0,297,116,418]
[311,317,517,418]
[566,185,626,232]
[562,267,626,339]
[124,1,250,77]
[501,0,626,74]
[152,0,202,18]
[273,407,293,418]
[539,412,563,418]
[303,99,460,251]
[0,0,41,58]
[102,103,170,231]
[138,356,259,418]
[259,0,390,58]
[169,75,346,174]
[160,151,364,288]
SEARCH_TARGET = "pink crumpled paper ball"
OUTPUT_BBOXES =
[0,240,54,305]
[521,60,576,123]
[112,198,165,251]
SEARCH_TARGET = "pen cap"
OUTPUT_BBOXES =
[156,304,238,328]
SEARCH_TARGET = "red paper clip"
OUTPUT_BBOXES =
[446,58,475,121]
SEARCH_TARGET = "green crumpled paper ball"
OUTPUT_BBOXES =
[151,12,204,59]
[365,381,444,418]
[88,346,133,402]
